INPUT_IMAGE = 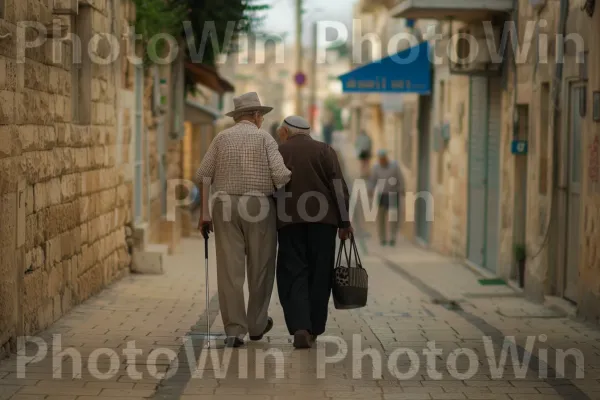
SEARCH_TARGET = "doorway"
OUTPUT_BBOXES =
[466,76,502,272]
[560,83,584,302]
[512,105,529,278]
[467,76,489,267]
[415,95,432,244]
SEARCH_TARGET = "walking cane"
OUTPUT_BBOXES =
[201,225,224,349]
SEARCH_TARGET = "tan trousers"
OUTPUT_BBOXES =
[212,195,277,339]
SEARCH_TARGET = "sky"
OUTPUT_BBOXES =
[257,0,356,47]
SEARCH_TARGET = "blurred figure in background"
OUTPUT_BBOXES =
[322,122,334,146]
[355,130,372,178]
[369,149,405,246]
[270,122,281,144]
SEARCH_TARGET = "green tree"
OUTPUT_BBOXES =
[133,0,269,91]
[324,97,343,130]
[179,0,269,92]
[132,0,188,65]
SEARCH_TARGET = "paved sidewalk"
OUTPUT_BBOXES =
[3,130,600,400]
[2,234,600,400]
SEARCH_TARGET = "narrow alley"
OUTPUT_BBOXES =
[2,134,600,400]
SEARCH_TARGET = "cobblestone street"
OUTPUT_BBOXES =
[2,231,600,400]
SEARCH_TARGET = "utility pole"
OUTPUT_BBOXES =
[309,21,317,127]
[295,0,303,115]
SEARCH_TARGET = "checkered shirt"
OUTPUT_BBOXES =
[195,121,291,196]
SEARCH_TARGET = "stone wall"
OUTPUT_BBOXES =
[574,2,600,321]
[496,0,600,316]
[429,63,470,258]
[0,0,132,356]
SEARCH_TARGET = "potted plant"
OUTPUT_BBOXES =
[514,244,526,288]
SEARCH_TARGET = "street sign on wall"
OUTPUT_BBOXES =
[511,140,528,155]
[294,72,306,86]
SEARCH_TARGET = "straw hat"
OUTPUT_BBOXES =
[225,92,273,118]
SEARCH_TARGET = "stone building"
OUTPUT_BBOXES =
[0,0,197,356]
[0,0,130,356]
[348,0,600,322]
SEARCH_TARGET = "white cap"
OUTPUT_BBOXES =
[283,115,310,130]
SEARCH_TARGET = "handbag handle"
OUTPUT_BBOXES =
[336,234,364,269]
[349,233,363,268]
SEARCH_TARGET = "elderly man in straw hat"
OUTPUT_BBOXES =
[195,92,291,348]
[275,116,352,348]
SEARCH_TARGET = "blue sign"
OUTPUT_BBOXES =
[338,41,431,94]
[511,140,528,155]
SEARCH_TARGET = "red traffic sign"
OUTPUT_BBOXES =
[294,72,306,86]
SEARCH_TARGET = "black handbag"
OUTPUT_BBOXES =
[332,234,368,309]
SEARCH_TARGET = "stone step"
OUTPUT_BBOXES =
[131,244,169,274]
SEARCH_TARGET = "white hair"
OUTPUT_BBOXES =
[234,110,262,122]
[280,120,310,136]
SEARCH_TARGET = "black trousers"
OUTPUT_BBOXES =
[276,223,337,336]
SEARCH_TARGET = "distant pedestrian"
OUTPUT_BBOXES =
[369,149,405,246]
[276,115,352,349]
[322,123,334,145]
[355,130,372,178]
[195,92,291,348]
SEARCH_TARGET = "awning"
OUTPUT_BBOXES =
[185,62,234,94]
[338,41,431,94]
[185,100,222,125]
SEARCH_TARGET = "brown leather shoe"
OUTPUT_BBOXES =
[250,317,273,341]
[293,330,313,349]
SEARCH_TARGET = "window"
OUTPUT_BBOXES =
[152,66,161,116]
[539,82,550,194]
[71,6,92,124]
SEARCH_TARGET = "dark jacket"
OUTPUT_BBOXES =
[276,134,350,229]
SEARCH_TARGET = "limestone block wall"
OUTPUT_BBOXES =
[497,0,600,316]
[397,94,419,241]
[577,4,600,321]
[429,72,470,258]
[0,0,132,356]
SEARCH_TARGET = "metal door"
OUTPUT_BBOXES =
[416,95,432,243]
[484,77,502,272]
[564,83,583,301]
[134,64,144,224]
[467,76,488,267]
